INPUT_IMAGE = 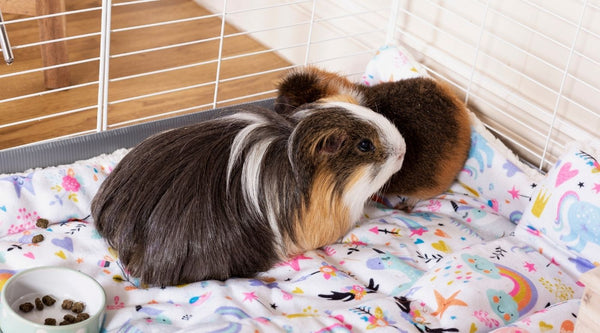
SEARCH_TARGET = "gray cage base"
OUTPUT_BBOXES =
[0,99,275,174]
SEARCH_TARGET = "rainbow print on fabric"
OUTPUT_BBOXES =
[463,254,538,323]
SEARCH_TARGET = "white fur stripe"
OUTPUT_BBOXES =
[226,112,268,191]
[241,136,284,255]
[224,112,284,253]
[341,165,372,224]
[265,186,285,256]
[241,137,274,215]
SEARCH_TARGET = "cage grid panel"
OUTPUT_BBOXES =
[0,0,598,172]
[393,0,599,170]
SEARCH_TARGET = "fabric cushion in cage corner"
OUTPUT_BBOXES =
[515,141,600,279]
[451,112,542,223]
[401,238,582,331]
[380,111,542,242]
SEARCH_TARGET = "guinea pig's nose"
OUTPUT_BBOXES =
[392,151,404,162]
[395,151,406,168]
[396,150,405,160]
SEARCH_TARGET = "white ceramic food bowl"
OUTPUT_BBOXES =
[0,266,106,333]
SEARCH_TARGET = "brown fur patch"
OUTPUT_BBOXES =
[291,169,351,253]
[422,81,472,199]
[305,66,357,97]
[319,94,359,105]
[275,66,362,114]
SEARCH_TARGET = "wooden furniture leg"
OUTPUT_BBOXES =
[36,0,69,89]
[0,0,70,89]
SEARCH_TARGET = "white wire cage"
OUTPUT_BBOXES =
[0,0,598,172]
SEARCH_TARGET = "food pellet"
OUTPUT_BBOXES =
[32,234,45,243]
[42,295,56,306]
[35,297,44,310]
[71,302,85,314]
[36,218,49,228]
[61,299,73,310]
[77,313,90,321]
[19,296,89,325]
[19,302,34,312]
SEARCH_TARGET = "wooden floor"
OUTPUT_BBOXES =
[0,0,291,150]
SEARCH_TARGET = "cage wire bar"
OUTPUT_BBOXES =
[392,0,599,171]
[101,0,387,124]
[107,1,319,123]
[303,0,316,65]
[97,0,112,132]
[0,1,154,141]
[211,0,227,110]
[0,0,598,172]
[463,0,489,107]
[0,1,392,148]
[539,0,588,170]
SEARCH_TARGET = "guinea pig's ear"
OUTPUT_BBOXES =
[275,69,324,115]
[315,129,348,155]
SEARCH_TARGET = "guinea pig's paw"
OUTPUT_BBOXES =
[393,197,421,212]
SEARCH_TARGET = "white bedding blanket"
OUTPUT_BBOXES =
[0,115,590,332]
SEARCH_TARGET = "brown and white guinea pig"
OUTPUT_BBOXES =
[91,103,405,286]
[275,66,471,208]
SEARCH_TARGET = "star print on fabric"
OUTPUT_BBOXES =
[508,186,520,199]
[0,173,35,198]
[593,183,600,194]
[578,182,585,188]
[242,292,258,303]
[431,289,467,318]
[524,262,536,272]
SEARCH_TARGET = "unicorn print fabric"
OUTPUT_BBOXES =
[516,142,600,278]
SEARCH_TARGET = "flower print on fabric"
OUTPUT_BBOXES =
[51,168,82,204]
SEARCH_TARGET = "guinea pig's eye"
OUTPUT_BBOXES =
[357,139,375,153]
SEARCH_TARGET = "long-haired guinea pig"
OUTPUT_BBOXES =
[91,103,405,286]
[275,66,471,208]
